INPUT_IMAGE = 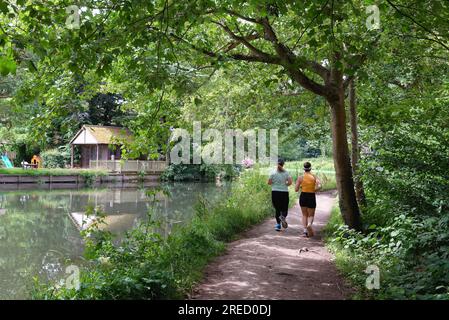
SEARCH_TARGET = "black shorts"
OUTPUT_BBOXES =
[299,192,316,209]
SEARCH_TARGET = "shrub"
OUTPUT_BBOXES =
[161,163,241,181]
[41,146,71,168]
[325,104,449,300]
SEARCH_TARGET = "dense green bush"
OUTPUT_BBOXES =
[32,169,272,299]
[326,104,449,299]
[41,146,71,168]
[161,163,241,181]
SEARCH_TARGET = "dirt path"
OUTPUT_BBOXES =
[190,190,352,300]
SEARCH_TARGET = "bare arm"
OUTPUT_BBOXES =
[315,175,322,191]
[286,176,293,186]
[295,176,303,192]
[268,178,273,185]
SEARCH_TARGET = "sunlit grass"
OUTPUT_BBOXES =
[0,168,108,176]
[284,157,335,173]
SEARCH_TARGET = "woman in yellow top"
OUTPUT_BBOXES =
[295,162,321,237]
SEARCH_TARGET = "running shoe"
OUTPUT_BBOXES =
[275,224,281,231]
[280,215,288,229]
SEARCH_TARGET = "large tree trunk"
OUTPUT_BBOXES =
[327,81,362,230]
[287,59,362,230]
[349,80,366,207]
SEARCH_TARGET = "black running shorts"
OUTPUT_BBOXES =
[299,192,316,208]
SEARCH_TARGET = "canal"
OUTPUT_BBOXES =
[0,182,230,299]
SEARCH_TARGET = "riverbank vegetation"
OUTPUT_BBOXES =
[31,169,272,299]
[160,163,241,182]
[0,168,107,177]
[325,104,449,299]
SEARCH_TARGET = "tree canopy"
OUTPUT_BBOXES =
[0,3,447,207]
[1,0,449,300]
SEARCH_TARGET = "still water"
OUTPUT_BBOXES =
[0,182,230,299]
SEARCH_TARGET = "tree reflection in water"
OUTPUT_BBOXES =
[0,182,230,299]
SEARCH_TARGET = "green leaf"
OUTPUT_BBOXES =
[0,56,16,76]
[0,1,9,14]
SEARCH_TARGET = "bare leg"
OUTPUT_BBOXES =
[307,208,316,226]
[300,206,308,234]
[306,207,316,237]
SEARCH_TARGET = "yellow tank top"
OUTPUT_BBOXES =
[301,172,316,193]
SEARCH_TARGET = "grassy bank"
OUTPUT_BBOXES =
[323,206,369,299]
[323,206,405,299]
[32,169,272,299]
[0,168,108,177]
[283,157,335,173]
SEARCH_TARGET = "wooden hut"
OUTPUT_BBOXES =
[69,125,133,169]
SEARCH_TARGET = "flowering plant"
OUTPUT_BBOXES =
[242,158,254,169]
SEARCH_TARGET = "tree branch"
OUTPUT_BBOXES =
[169,32,217,58]
[220,33,261,53]
[173,13,327,95]
[259,17,328,95]
[386,0,449,51]
[212,20,274,61]
[285,67,327,96]
[224,9,261,24]
[260,17,329,79]
[169,32,281,65]
[292,0,330,50]
[229,53,281,64]
[303,60,331,80]
[342,32,381,89]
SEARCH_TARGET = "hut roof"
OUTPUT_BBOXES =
[70,125,133,145]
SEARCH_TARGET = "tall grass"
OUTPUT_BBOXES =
[284,157,335,173]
